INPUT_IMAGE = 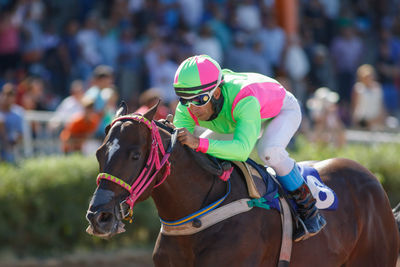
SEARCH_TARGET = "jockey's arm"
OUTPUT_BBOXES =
[173,105,196,133]
[204,97,261,161]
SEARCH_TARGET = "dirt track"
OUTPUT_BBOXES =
[0,249,154,267]
[2,251,399,266]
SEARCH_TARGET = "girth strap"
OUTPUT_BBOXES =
[160,198,252,235]
[160,181,231,226]
[160,196,294,267]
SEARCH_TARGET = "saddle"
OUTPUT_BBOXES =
[189,148,283,210]
[186,149,293,264]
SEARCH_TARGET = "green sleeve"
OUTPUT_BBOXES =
[207,97,261,161]
[173,103,196,133]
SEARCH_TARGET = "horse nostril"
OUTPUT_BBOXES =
[97,212,112,223]
[96,211,113,225]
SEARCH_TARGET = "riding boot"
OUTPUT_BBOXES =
[289,182,327,241]
[276,163,327,242]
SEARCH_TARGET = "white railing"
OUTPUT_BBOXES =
[18,111,400,159]
[21,110,102,158]
[345,129,400,144]
[22,110,68,157]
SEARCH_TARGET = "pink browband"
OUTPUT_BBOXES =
[96,114,171,212]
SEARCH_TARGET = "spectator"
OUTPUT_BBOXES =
[149,51,179,104]
[98,21,118,70]
[225,32,251,72]
[144,36,167,83]
[0,9,21,75]
[97,87,119,138]
[0,83,24,163]
[331,23,363,105]
[84,65,114,115]
[0,0,398,151]
[376,34,400,117]
[20,5,44,72]
[59,97,100,154]
[135,88,170,120]
[303,0,330,45]
[351,64,386,131]
[255,11,286,72]
[244,40,272,76]
[283,34,310,105]
[307,87,345,147]
[308,44,335,91]
[178,0,203,29]
[193,24,223,64]
[117,27,143,102]
[18,77,47,111]
[59,19,80,80]
[76,15,101,80]
[159,0,180,30]
[206,3,232,51]
[49,80,85,131]
[235,0,261,33]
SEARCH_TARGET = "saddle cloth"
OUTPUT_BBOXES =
[233,159,338,212]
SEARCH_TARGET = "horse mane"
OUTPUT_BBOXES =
[149,117,230,177]
[112,112,232,180]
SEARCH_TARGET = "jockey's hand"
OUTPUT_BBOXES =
[177,128,200,150]
[159,114,175,128]
[165,114,175,128]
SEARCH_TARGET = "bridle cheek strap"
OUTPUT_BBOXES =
[96,115,171,211]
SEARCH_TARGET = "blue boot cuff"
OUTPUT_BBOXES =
[277,164,304,191]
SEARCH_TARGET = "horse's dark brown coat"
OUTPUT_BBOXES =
[88,103,400,267]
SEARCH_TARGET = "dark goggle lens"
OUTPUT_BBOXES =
[179,98,189,106]
[179,94,210,107]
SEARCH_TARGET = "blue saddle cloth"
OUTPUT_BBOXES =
[245,159,338,212]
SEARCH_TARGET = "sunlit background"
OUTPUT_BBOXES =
[0,0,399,266]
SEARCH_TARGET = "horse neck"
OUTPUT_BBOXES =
[151,137,227,221]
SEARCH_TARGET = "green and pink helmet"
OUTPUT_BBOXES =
[173,55,223,98]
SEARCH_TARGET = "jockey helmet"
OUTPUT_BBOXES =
[173,55,222,98]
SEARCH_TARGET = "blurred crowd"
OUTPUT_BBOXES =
[1,0,400,162]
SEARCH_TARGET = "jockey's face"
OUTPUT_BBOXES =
[189,87,221,121]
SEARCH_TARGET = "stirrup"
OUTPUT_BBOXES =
[294,214,326,242]
[294,217,310,242]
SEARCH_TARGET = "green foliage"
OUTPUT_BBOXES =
[0,155,159,257]
[290,136,400,205]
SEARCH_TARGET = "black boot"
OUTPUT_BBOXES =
[290,183,327,242]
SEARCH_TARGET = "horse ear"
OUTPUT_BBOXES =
[143,99,160,121]
[104,124,111,135]
[115,101,128,118]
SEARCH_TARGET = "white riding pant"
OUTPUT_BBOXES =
[199,91,302,176]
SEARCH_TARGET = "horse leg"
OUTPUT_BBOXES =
[194,211,282,267]
[153,234,196,267]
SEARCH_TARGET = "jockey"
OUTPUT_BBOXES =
[172,54,326,242]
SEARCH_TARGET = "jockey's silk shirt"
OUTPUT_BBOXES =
[173,69,287,161]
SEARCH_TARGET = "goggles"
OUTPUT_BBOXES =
[179,89,216,107]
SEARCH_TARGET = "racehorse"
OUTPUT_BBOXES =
[86,102,400,267]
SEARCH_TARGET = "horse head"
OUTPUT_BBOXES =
[86,101,169,238]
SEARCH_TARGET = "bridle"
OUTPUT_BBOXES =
[96,114,177,223]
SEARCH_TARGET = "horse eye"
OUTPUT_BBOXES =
[130,151,141,160]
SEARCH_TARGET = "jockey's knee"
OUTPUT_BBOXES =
[258,146,294,175]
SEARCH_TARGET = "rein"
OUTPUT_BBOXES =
[95,113,233,227]
[96,114,175,222]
